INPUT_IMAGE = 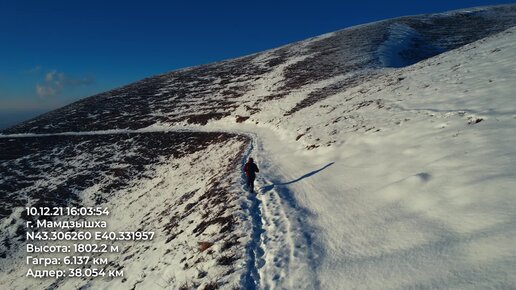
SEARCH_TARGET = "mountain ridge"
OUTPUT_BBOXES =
[3,4,515,139]
[1,4,516,289]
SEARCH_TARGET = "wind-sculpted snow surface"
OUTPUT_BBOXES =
[240,26,516,289]
[1,4,516,290]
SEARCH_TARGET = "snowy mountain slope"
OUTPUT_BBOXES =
[151,21,516,289]
[0,132,255,289]
[3,5,515,138]
[178,24,515,289]
[1,4,516,290]
[241,26,516,289]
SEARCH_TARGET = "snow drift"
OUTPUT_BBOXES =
[1,4,516,290]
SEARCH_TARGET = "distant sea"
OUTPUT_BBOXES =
[0,110,46,130]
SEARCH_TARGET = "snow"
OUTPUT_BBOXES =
[243,27,516,289]
[1,5,516,290]
[377,23,444,67]
[161,25,516,289]
[0,133,252,289]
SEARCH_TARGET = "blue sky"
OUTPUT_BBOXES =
[0,0,514,128]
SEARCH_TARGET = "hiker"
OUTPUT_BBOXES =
[243,157,259,193]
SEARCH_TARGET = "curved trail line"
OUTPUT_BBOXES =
[240,140,265,290]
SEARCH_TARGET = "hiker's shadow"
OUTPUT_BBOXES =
[260,162,334,193]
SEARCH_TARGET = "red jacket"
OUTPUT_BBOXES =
[243,161,259,177]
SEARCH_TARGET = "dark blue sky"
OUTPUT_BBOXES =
[0,0,514,128]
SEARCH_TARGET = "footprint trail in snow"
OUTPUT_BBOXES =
[241,137,320,290]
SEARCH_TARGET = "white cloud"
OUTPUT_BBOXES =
[45,70,58,82]
[36,84,58,97]
[36,70,94,98]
